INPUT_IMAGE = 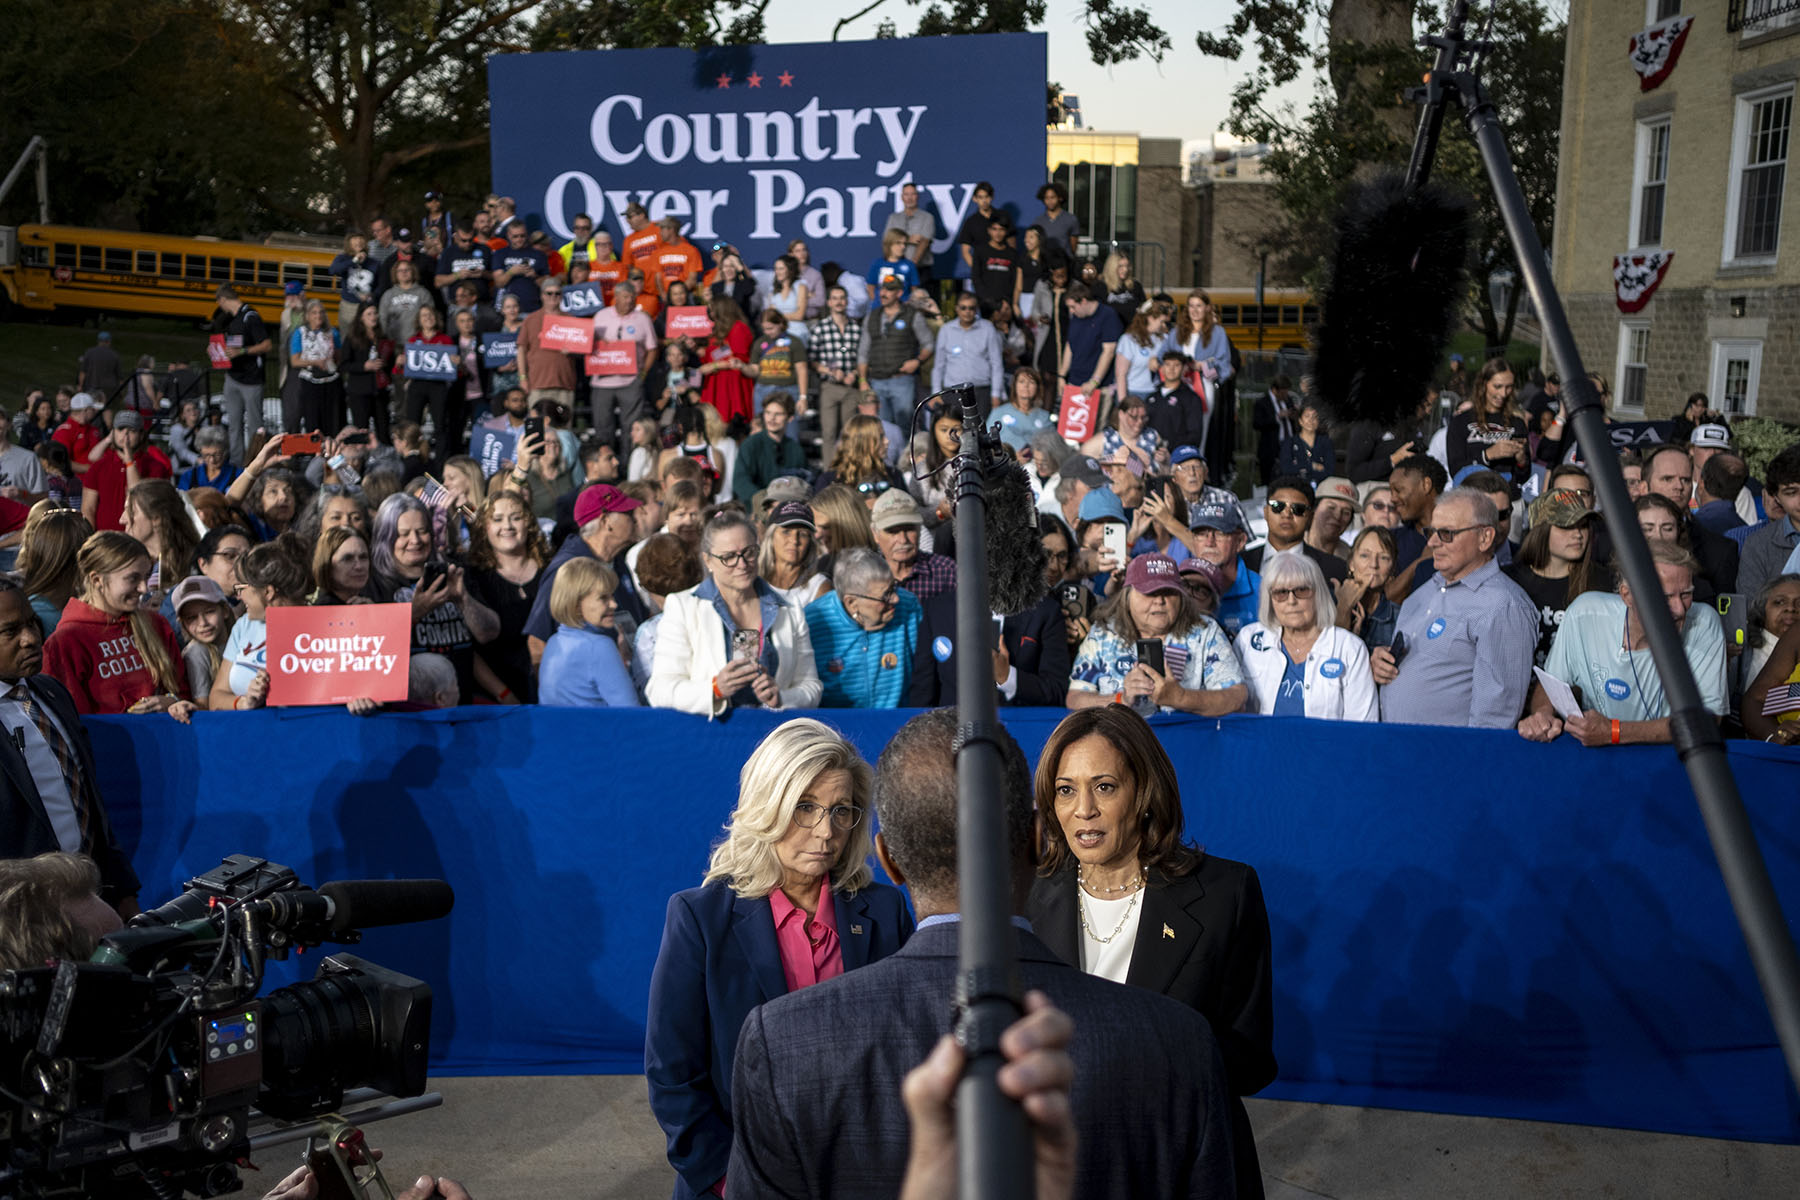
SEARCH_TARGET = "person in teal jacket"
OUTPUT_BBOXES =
[803,548,921,708]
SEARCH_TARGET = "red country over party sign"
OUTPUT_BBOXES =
[266,603,412,707]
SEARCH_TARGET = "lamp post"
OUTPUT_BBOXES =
[1254,242,1271,352]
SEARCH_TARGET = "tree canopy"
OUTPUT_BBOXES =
[1195,0,1566,352]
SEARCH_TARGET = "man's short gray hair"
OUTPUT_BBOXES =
[1439,486,1498,528]
[408,653,459,707]
[832,547,891,597]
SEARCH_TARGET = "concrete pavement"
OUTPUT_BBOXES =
[287,1076,1800,1199]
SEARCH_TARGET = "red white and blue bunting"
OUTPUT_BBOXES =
[1629,15,1694,92]
[1614,250,1674,313]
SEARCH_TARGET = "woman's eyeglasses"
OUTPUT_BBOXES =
[848,588,899,607]
[793,801,863,831]
[1365,500,1396,513]
[1269,585,1315,602]
[708,546,759,567]
[856,480,892,496]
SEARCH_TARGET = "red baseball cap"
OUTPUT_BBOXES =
[1124,552,1184,596]
[573,484,641,527]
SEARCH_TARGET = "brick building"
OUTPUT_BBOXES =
[1043,130,1291,293]
[1553,2,1800,422]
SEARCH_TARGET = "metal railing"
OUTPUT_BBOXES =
[1729,0,1800,33]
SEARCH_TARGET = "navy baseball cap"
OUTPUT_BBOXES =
[1170,445,1203,466]
[1191,497,1244,534]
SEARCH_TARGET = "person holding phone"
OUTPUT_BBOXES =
[370,493,501,707]
[647,511,820,716]
[1233,550,1377,721]
[502,422,574,523]
[1073,489,1130,599]
[1065,552,1246,715]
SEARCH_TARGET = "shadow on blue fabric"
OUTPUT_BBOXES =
[87,707,1800,1143]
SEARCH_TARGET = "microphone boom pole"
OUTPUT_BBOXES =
[945,381,1034,1198]
[1409,1,1800,1092]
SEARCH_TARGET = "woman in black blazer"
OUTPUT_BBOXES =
[645,718,913,1200]
[1026,705,1275,1200]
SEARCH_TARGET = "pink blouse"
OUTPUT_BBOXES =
[767,880,844,993]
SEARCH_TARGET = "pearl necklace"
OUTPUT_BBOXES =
[1079,886,1140,945]
[1078,866,1145,896]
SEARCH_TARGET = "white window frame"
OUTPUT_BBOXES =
[1708,338,1763,416]
[1615,320,1652,416]
[1647,0,1680,22]
[1721,84,1795,268]
[1629,117,1671,250]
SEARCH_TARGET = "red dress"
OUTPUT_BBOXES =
[701,321,753,424]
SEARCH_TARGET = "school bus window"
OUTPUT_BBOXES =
[310,267,334,290]
[78,246,101,271]
[1279,306,1298,326]
[53,243,75,268]
[258,261,280,285]
[136,252,157,274]
[186,255,207,280]
[104,248,130,273]
[233,260,257,285]
[209,257,230,281]
[1219,305,1240,324]
[281,264,308,283]
[21,245,46,268]
[160,254,183,278]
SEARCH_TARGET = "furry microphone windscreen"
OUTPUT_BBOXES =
[984,458,1050,616]
[1311,170,1471,431]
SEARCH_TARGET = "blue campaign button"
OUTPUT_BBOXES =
[1426,618,1447,640]
[1605,678,1631,701]
[932,636,953,662]
[1320,657,1344,679]
[951,344,963,354]
[1249,630,1268,652]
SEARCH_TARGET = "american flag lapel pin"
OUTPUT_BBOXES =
[851,924,863,935]
[1162,923,1175,940]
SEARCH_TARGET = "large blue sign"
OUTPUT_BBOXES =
[488,34,1047,272]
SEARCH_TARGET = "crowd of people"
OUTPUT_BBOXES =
[3,184,1798,751]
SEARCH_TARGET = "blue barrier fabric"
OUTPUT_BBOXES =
[87,708,1800,1143]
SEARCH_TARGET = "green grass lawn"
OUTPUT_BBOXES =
[1447,330,1541,374]
[0,315,212,408]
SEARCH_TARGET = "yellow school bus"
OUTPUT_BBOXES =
[0,224,339,321]
[1177,287,1317,352]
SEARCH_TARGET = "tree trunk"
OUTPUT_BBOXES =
[1327,0,1416,145]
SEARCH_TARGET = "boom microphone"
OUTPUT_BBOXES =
[1311,169,1471,431]
[316,879,456,936]
[980,452,1050,616]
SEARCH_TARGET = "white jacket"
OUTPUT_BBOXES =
[1233,623,1378,722]
[647,583,821,717]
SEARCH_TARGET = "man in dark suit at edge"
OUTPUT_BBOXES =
[0,580,139,917]
[905,589,1072,708]
[728,707,1238,1198]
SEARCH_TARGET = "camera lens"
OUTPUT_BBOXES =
[254,954,431,1120]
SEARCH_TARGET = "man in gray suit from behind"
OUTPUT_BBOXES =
[728,708,1239,1198]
